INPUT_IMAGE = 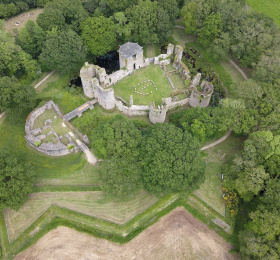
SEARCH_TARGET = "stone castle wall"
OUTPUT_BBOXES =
[80,43,214,124]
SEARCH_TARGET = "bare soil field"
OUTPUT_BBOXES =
[4,9,43,34]
[15,207,239,260]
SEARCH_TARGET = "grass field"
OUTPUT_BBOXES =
[172,27,196,47]
[246,0,280,27]
[4,190,158,241]
[143,44,160,58]
[194,134,245,215]
[37,74,88,114]
[114,64,176,106]
[4,8,43,34]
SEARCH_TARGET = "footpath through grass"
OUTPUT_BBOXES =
[246,0,280,27]
[194,134,245,215]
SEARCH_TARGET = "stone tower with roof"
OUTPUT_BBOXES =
[119,42,144,70]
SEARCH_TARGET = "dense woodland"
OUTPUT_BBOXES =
[0,0,280,258]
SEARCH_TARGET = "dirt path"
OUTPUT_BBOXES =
[34,71,56,89]
[0,111,6,119]
[76,139,97,165]
[201,130,232,151]
[15,207,239,260]
[175,25,186,29]
[229,60,248,80]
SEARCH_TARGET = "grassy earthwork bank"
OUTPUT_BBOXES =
[0,191,234,259]
[246,0,280,27]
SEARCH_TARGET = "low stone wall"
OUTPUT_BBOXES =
[25,100,78,156]
[115,101,149,117]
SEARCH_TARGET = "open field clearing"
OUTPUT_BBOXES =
[4,9,43,34]
[194,134,245,215]
[246,0,280,26]
[172,27,196,47]
[114,64,175,106]
[15,207,239,260]
[4,190,157,241]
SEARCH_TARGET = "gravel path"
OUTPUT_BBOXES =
[34,71,56,89]
[0,111,6,119]
[229,60,248,80]
[200,130,232,151]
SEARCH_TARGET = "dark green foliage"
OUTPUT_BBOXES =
[169,107,219,142]
[0,151,34,210]
[0,26,40,79]
[91,116,142,159]
[37,0,88,32]
[140,123,206,195]
[0,76,37,120]
[181,0,279,68]
[99,157,142,199]
[39,29,87,74]
[16,20,45,58]
[81,16,116,56]
[126,0,173,44]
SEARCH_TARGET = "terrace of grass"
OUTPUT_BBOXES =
[194,134,245,215]
[4,190,158,241]
[113,64,173,106]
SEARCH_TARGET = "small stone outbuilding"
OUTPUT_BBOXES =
[119,42,144,70]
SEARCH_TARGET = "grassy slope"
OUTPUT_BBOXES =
[113,64,174,106]
[246,0,280,27]
[194,135,246,215]
[4,190,158,241]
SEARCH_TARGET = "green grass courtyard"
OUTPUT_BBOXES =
[113,64,184,106]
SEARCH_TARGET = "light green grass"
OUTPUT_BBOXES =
[32,108,57,130]
[246,0,280,27]
[37,74,88,114]
[35,72,60,92]
[172,27,196,47]
[4,190,158,241]
[194,134,245,215]
[0,116,97,186]
[143,44,160,58]
[114,64,174,106]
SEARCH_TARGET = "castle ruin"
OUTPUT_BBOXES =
[80,42,214,124]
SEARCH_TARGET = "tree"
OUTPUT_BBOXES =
[81,16,116,56]
[99,157,142,199]
[91,116,142,159]
[253,49,280,84]
[106,0,138,14]
[0,76,37,120]
[37,0,88,32]
[198,12,223,46]
[0,151,34,209]
[16,20,45,58]
[39,29,87,74]
[140,123,206,195]
[111,12,132,42]
[234,166,269,201]
[158,0,179,26]
[126,0,172,44]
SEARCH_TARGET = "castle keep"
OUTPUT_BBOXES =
[80,42,214,124]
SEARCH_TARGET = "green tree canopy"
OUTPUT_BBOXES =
[91,116,142,159]
[140,123,206,195]
[0,151,34,209]
[39,28,87,74]
[16,20,45,59]
[37,0,88,32]
[99,156,142,199]
[81,16,116,56]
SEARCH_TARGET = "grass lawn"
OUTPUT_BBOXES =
[0,116,98,186]
[114,64,175,106]
[4,190,158,241]
[194,134,246,215]
[37,73,88,114]
[172,27,196,47]
[143,44,160,58]
[246,0,280,27]
[4,8,43,34]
